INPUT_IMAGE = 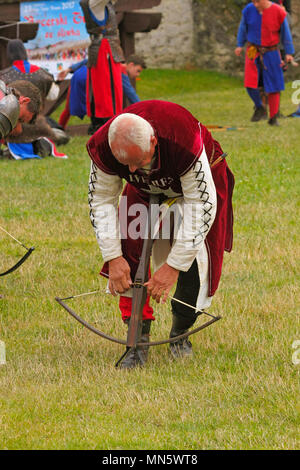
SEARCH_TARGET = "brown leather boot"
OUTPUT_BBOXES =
[251,105,268,122]
[268,116,279,126]
[118,320,151,370]
[169,314,197,359]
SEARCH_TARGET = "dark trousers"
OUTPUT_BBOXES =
[171,259,200,322]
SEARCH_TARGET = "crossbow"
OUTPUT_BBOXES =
[55,194,221,366]
[0,225,34,277]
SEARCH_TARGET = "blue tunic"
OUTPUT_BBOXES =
[236,2,294,92]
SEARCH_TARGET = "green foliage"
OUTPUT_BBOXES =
[193,0,247,8]
[0,69,299,450]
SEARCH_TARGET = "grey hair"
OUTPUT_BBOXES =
[108,113,154,158]
[7,39,28,63]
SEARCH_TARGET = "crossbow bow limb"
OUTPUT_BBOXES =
[55,194,221,363]
[0,225,34,277]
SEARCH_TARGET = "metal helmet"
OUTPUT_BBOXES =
[0,80,20,138]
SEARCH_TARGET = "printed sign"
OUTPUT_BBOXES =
[20,1,90,78]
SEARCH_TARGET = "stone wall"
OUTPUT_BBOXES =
[289,1,300,80]
[134,0,300,79]
[134,0,195,69]
[192,0,244,75]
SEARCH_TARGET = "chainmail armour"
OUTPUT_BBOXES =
[0,67,54,102]
[80,0,124,67]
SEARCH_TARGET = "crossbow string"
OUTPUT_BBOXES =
[55,195,221,359]
[0,225,34,277]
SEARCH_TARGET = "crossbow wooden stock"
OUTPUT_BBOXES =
[55,194,221,361]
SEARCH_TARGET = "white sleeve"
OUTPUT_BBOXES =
[45,83,60,101]
[166,146,217,271]
[88,0,107,19]
[88,161,123,262]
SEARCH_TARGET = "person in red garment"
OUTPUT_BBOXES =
[57,54,146,129]
[79,0,124,134]
[235,0,295,125]
[87,100,235,369]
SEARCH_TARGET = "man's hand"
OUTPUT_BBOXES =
[235,47,243,57]
[285,54,298,66]
[108,256,132,296]
[145,263,179,304]
[57,69,70,81]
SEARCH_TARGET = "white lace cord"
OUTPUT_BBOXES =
[0,225,29,250]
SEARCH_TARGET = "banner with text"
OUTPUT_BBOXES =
[20,0,90,79]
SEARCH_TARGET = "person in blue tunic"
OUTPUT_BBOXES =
[58,55,147,129]
[235,0,295,126]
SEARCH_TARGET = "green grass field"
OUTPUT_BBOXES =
[0,69,299,450]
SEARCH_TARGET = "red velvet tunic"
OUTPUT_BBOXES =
[87,100,234,297]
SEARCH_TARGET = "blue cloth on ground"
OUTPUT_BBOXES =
[7,143,41,160]
[290,110,300,117]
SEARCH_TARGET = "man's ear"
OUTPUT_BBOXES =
[19,96,31,105]
[151,135,157,147]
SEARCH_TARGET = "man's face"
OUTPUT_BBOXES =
[126,63,143,80]
[9,96,34,136]
[111,135,157,173]
[252,0,269,12]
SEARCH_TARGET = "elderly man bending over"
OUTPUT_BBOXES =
[87,100,235,369]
